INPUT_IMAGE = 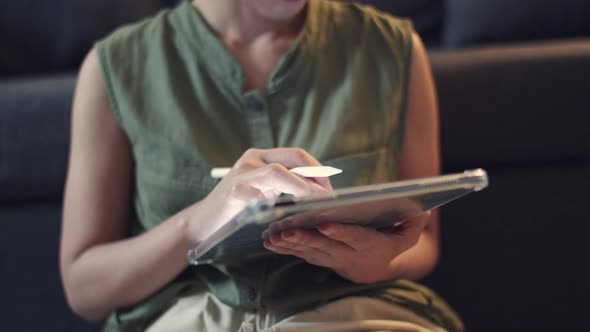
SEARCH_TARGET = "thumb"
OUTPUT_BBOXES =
[399,211,431,233]
[388,211,431,250]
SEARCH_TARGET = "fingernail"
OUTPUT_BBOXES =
[282,230,295,239]
[269,234,282,244]
[312,182,327,192]
[318,224,334,235]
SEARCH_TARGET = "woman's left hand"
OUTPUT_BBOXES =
[263,212,431,283]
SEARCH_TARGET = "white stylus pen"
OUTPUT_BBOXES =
[210,166,342,179]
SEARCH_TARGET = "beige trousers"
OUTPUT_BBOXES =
[147,293,447,332]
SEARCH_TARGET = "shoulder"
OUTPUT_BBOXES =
[320,0,415,39]
[92,5,183,110]
[95,8,174,60]
[330,1,412,24]
[313,0,415,59]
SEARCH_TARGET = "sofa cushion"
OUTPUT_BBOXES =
[0,0,165,76]
[444,0,590,47]
[0,74,76,201]
[351,0,443,44]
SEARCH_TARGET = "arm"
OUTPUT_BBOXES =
[60,49,200,321]
[264,33,441,283]
[387,32,441,281]
[60,49,330,320]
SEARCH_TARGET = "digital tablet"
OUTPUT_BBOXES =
[188,169,488,265]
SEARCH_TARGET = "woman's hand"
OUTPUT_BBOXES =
[185,148,333,244]
[263,212,432,284]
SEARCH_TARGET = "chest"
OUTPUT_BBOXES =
[225,41,292,92]
[127,41,406,230]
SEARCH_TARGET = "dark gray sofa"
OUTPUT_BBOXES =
[426,39,590,331]
[2,1,590,331]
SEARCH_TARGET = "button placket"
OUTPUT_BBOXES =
[243,92,275,148]
[245,95,266,112]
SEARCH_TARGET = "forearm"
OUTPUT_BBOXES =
[388,211,440,281]
[63,211,195,321]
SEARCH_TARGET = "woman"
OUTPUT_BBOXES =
[60,0,462,331]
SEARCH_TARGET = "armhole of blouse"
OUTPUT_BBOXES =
[392,19,416,168]
[94,40,135,145]
[400,19,415,119]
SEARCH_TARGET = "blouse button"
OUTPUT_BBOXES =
[245,96,265,112]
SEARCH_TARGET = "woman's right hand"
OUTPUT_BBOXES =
[185,148,333,244]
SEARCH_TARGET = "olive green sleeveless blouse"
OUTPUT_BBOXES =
[96,1,462,331]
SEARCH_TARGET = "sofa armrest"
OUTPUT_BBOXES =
[430,39,590,170]
[0,74,76,202]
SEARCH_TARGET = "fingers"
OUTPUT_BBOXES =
[264,240,334,268]
[318,212,431,254]
[207,148,334,241]
[240,148,333,191]
[308,176,333,191]
[228,148,332,199]
[264,228,351,268]
[244,148,321,169]
[276,228,351,252]
[390,212,431,240]
[263,213,432,283]
[263,213,433,283]
[240,163,326,198]
[317,223,387,251]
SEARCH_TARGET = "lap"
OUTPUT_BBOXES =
[147,293,447,332]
